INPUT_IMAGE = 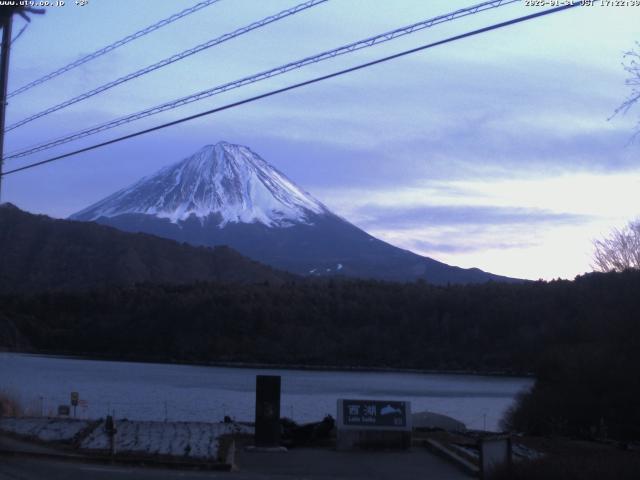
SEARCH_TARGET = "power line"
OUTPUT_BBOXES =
[5,0,521,160]
[10,22,27,44]
[7,0,222,99]
[0,3,580,178]
[4,0,328,133]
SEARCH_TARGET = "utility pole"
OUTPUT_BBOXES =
[0,9,13,202]
[0,6,44,202]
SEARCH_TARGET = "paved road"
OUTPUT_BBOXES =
[235,446,470,479]
[0,457,226,480]
[0,448,470,480]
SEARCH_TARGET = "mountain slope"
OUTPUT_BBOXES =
[71,142,516,284]
[0,203,290,293]
[72,142,327,227]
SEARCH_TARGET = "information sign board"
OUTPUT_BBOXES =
[340,399,408,428]
[336,399,412,450]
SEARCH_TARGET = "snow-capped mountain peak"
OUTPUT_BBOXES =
[71,142,328,227]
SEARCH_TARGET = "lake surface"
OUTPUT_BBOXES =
[0,353,533,431]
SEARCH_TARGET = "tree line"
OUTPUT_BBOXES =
[1,270,639,439]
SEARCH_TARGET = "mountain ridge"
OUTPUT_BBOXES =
[71,142,518,285]
[0,202,291,293]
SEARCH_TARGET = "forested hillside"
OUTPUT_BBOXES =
[1,270,637,372]
[0,203,291,293]
[2,270,639,439]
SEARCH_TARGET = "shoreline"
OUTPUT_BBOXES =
[0,349,534,379]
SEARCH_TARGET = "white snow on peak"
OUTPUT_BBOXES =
[71,142,329,227]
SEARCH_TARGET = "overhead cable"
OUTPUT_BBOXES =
[0,4,581,178]
[5,0,328,132]
[7,0,223,98]
[5,0,520,158]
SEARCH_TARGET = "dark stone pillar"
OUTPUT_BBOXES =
[255,375,281,446]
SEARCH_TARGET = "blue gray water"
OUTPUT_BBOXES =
[0,353,532,431]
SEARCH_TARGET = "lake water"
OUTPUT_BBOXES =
[0,353,533,431]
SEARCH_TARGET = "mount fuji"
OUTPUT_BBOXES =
[71,142,513,284]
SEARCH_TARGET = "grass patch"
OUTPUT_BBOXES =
[0,390,22,417]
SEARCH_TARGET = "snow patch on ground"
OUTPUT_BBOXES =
[80,420,253,459]
[0,417,90,442]
[512,443,544,460]
[1,417,253,461]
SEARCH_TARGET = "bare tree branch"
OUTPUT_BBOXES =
[610,42,640,139]
[592,219,640,272]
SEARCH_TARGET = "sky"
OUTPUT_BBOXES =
[2,0,639,280]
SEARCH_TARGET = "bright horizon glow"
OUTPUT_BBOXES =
[316,171,640,280]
